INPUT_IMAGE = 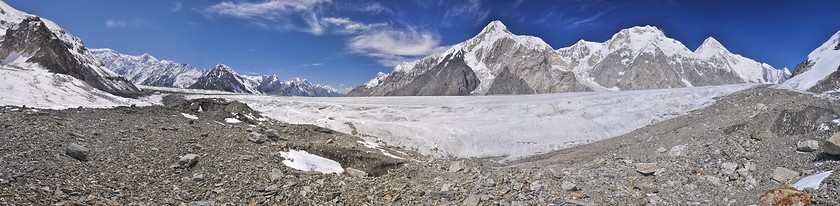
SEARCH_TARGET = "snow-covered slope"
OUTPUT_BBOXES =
[90,48,203,88]
[0,1,141,98]
[0,64,150,109]
[207,84,755,159]
[776,30,840,93]
[249,76,343,97]
[350,21,788,96]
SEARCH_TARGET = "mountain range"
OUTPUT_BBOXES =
[91,48,343,97]
[776,30,840,93]
[348,21,792,96]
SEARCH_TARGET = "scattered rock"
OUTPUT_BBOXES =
[463,195,480,206]
[565,199,595,206]
[720,162,738,175]
[247,132,265,144]
[481,178,496,187]
[656,147,667,153]
[796,140,819,152]
[345,168,367,178]
[772,167,799,183]
[824,132,840,155]
[65,143,89,162]
[428,191,455,199]
[192,173,204,181]
[268,168,284,182]
[448,161,466,173]
[529,181,543,191]
[633,181,659,194]
[265,129,287,141]
[758,186,810,206]
[187,200,215,206]
[179,154,199,169]
[635,163,657,176]
[561,181,578,191]
[668,145,687,157]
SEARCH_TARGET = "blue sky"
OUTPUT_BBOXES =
[8,0,840,89]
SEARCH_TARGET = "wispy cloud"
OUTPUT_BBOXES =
[301,63,324,67]
[205,0,332,34]
[349,28,448,66]
[442,0,490,26]
[105,19,127,28]
[351,2,392,14]
[172,2,183,12]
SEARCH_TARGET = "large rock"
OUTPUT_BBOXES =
[635,163,657,176]
[824,132,840,155]
[65,143,89,162]
[247,132,265,144]
[796,140,820,152]
[772,167,799,183]
[758,186,810,206]
[179,154,200,169]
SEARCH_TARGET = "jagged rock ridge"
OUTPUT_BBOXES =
[350,21,790,96]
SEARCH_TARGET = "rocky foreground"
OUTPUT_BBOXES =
[1,87,840,205]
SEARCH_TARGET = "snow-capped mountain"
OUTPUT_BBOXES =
[188,64,259,94]
[93,48,344,97]
[776,30,840,93]
[91,48,203,88]
[0,2,140,98]
[349,21,789,96]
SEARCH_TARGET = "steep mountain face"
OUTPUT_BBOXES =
[186,64,343,96]
[252,76,343,97]
[0,2,140,98]
[90,48,203,88]
[188,64,258,94]
[350,21,789,96]
[777,30,840,93]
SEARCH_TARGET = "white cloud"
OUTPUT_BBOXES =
[442,0,490,26]
[349,29,448,66]
[105,19,127,28]
[172,2,183,12]
[353,2,392,14]
[302,63,324,67]
[206,0,332,34]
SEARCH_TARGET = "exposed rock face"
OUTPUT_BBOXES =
[0,17,140,97]
[806,65,840,93]
[188,64,258,94]
[352,21,788,96]
[90,48,203,88]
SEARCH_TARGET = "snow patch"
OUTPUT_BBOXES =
[224,118,241,124]
[181,113,199,120]
[279,149,344,174]
[792,171,833,190]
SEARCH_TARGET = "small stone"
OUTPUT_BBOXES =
[635,163,657,176]
[706,176,722,186]
[772,167,799,183]
[265,129,287,141]
[656,147,667,153]
[268,168,284,182]
[463,195,480,206]
[448,161,466,173]
[482,178,496,187]
[345,168,367,178]
[561,181,578,191]
[65,143,89,162]
[187,201,215,206]
[824,132,840,155]
[796,140,820,152]
[668,145,687,157]
[745,162,757,171]
[720,162,738,175]
[529,181,543,191]
[263,184,279,192]
[192,173,204,181]
[427,191,455,199]
[247,132,265,144]
[758,186,810,206]
[633,182,659,194]
[179,154,199,168]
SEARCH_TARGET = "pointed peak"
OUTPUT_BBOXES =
[623,25,664,35]
[212,64,234,72]
[695,36,730,57]
[479,20,510,34]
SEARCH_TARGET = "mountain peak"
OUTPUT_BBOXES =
[212,64,235,72]
[695,37,731,58]
[479,20,510,35]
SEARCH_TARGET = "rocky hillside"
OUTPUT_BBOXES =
[0,2,140,98]
[777,30,840,93]
[349,21,790,96]
[188,64,258,94]
[186,64,343,97]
